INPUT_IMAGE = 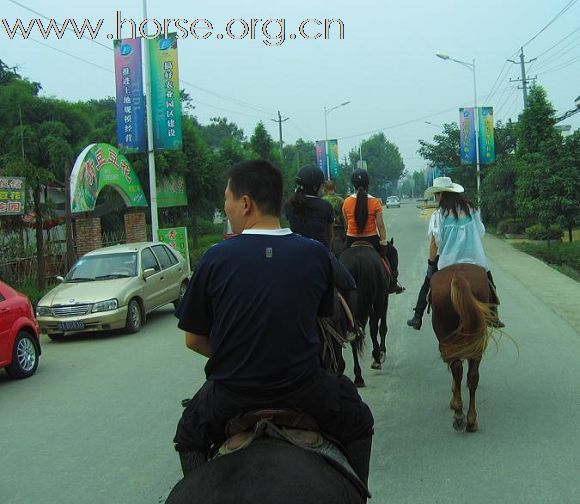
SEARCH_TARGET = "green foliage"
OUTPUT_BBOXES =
[525,224,563,241]
[201,116,245,150]
[514,240,580,280]
[196,218,222,235]
[250,121,275,160]
[497,218,526,236]
[481,156,519,225]
[349,133,405,196]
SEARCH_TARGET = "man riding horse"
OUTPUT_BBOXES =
[173,160,374,497]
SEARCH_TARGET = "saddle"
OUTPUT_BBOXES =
[215,408,370,498]
[351,240,405,294]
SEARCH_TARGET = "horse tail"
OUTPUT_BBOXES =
[443,273,495,362]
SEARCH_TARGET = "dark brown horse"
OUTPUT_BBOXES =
[430,264,495,432]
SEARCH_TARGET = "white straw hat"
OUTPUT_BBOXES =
[424,176,464,198]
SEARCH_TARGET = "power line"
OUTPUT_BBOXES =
[29,38,113,74]
[533,26,580,60]
[7,0,113,51]
[8,0,277,116]
[537,53,580,75]
[521,0,579,49]
[532,35,580,71]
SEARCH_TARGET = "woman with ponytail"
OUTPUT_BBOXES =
[342,169,388,252]
[342,170,402,293]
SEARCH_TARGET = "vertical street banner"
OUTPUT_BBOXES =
[114,38,146,154]
[149,33,183,150]
[315,140,328,178]
[0,176,25,215]
[327,139,340,179]
[478,107,495,164]
[459,107,476,164]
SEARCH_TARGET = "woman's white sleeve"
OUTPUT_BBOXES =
[427,211,441,245]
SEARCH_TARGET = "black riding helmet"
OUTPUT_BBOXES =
[296,165,325,194]
[351,169,369,189]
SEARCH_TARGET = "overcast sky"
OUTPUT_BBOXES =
[3,0,580,174]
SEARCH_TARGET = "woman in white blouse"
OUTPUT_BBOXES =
[407,177,504,330]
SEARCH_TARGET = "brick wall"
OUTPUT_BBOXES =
[76,217,102,257]
[125,212,148,243]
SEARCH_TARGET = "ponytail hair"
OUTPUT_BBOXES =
[354,186,369,233]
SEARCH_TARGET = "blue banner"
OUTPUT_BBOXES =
[114,38,146,154]
[459,107,476,165]
[315,140,328,178]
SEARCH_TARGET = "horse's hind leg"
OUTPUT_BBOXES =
[351,341,365,387]
[466,358,481,432]
[378,296,388,361]
[369,311,381,370]
[449,359,465,431]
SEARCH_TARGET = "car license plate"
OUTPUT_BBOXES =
[58,321,85,331]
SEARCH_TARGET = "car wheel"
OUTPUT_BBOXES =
[47,333,66,341]
[5,331,39,379]
[173,281,188,310]
[125,299,142,334]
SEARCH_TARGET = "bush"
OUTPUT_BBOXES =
[196,218,222,236]
[514,240,580,278]
[525,224,563,241]
[497,219,526,236]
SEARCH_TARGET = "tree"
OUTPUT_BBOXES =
[556,130,580,242]
[349,133,405,197]
[249,122,274,160]
[480,156,520,225]
[515,84,570,237]
[201,117,245,150]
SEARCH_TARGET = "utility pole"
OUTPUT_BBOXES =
[508,47,536,108]
[271,111,289,167]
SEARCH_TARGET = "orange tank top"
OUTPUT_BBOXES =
[342,194,383,237]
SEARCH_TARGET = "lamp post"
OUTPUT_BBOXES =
[324,100,350,180]
[436,52,481,211]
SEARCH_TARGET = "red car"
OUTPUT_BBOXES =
[0,280,41,379]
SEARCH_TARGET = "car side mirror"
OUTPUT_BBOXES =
[56,276,64,283]
[143,268,156,280]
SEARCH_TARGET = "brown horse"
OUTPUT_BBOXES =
[430,264,495,432]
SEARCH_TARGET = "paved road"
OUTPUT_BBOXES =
[1,202,579,503]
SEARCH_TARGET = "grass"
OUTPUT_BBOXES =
[513,240,580,282]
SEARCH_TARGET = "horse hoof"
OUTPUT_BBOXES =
[453,417,465,431]
[466,422,478,433]
[355,379,365,388]
[371,361,381,370]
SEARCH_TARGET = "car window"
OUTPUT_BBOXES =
[141,248,160,272]
[163,245,179,266]
[152,245,175,270]
[66,252,137,281]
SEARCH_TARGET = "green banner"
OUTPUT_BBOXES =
[0,176,26,216]
[478,107,495,164]
[149,33,183,150]
[328,139,340,179]
[157,175,188,208]
[158,227,190,273]
[70,143,148,213]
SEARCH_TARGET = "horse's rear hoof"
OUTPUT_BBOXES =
[453,417,465,431]
[371,361,381,370]
[355,378,365,388]
[466,422,478,433]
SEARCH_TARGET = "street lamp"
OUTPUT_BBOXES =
[425,121,444,129]
[324,100,350,179]
[436,52,481,211]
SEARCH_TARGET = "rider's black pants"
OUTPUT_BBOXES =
[174,371,374,474]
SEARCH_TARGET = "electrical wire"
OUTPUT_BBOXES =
[521,0,579,49]
[537,53,580,75]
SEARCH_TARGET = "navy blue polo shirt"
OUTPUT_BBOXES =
[177,229,335,392]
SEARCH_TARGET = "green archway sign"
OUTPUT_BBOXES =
[70,143,148,213]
